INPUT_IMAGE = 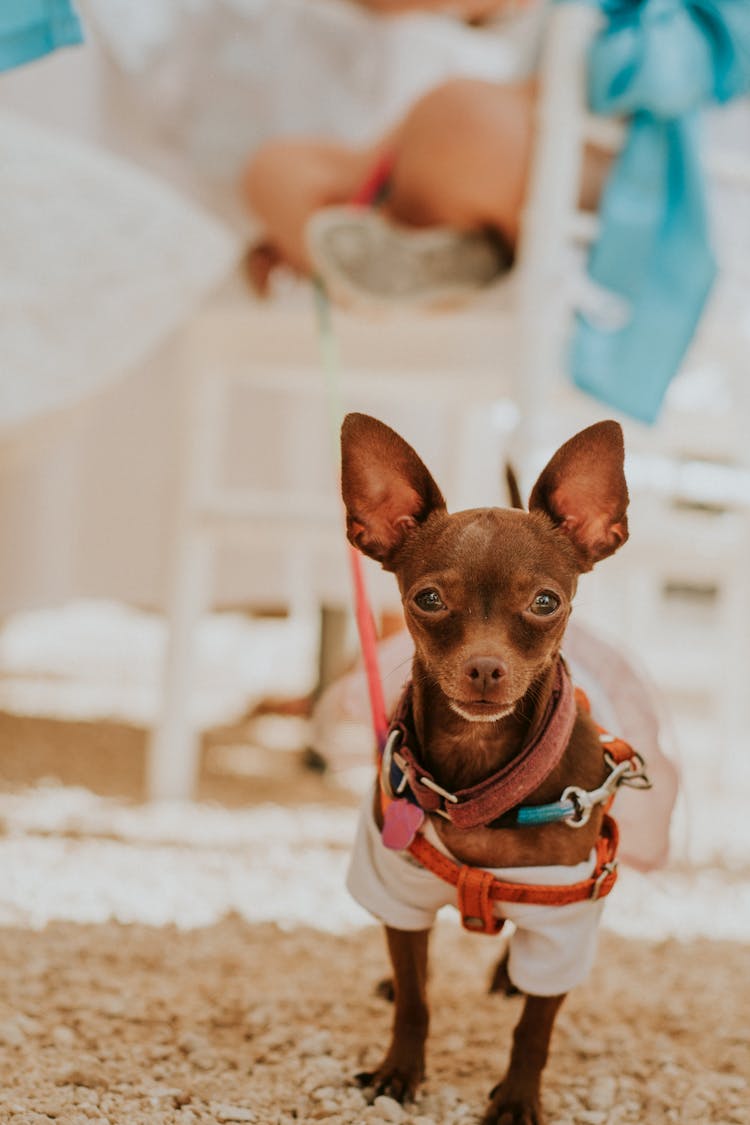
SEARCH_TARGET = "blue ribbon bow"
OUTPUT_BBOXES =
[0,1,83,74]
[567,0,750,423]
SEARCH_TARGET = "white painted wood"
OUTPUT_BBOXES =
[150,5,750,798]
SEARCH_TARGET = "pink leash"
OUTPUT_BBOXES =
[348,545,389,750]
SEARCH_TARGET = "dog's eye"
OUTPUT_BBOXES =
[529,591,560,616]
[414,588,447,613]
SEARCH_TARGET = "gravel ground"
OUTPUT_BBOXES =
[1,646,749,1125]
[0,917,748,1125]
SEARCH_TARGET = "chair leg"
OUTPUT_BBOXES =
[148,351,225,801]
[148,526,214,800]
[317,603,353,697]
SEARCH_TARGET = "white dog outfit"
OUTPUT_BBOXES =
[347,793,605,997]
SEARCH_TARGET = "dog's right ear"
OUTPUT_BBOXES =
[341,413,446,568]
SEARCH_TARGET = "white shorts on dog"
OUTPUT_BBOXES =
[347,794,605,997]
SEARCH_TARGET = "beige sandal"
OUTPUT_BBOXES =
[305,205,511,311]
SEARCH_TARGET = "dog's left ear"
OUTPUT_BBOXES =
[529,420,629,572]
[341,413,446,569]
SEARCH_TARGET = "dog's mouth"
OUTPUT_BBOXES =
[448,698,516,724]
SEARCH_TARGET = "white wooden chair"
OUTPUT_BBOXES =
[149,3,750,799]
[513,5,750,779]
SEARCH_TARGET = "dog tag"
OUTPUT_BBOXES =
[382,799,425,850]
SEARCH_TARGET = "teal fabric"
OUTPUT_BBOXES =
[567,0,750,423]
[0,1,83,73]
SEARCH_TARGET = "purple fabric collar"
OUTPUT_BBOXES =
[385,658,577,830]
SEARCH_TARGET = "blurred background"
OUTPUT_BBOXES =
[1,3,749,1123]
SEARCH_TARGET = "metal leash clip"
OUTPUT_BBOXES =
[605,748,653,789]
[562,750,652,828]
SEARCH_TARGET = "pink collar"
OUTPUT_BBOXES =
[383,658,577,830]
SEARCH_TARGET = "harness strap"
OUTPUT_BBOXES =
[457,866,505,935]
[574,687,636,814]
[408,814,620,928]
[378,685,645,933]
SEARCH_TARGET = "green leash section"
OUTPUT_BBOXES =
[312,277,346,446]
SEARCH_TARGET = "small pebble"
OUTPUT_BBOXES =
[213,1105,257,1123]
[148,1085,184,1100]
[588,1076,617,1112]
[0,1019,26,1047]
[303,1056,342,1089]
[299,1030,333,1057]
[309,1100,340,1117]
[96,996,125,1018]
[314,1086,341,1101]
[51,1025,76,1049]
[57,1066,106,1089]
[16,1015,42,1036]
[178,1032,208,1055]
[372,1094,406,1122]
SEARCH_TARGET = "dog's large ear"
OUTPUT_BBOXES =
[341,413,446,568]
[528,420,629,572]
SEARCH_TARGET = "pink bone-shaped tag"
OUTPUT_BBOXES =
[381,799,425,851]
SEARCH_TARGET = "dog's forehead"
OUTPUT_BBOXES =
[405,506,576,586]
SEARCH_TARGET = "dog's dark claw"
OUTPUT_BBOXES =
[489,977,521,998]
[374,976,395,1002]
[483,1085,542,1125]
[483,1103,540,1125]
[375,1075,411,1103]
[354,1067,416,1104]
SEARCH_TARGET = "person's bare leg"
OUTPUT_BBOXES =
[385,77,537,249]
[240,79,535,281]
[241,77,607,289]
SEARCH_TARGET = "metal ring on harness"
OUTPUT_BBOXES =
[380,727,407,799]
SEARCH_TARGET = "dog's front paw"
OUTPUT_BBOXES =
[481,1082,543,1125]
[356,1057,423,1104]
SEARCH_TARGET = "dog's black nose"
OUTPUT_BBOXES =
[462,656,508,696]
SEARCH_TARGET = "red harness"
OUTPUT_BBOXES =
[378,684,636,936]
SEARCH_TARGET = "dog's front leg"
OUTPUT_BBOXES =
[357,926,430,1103]
[483,992,565,1125]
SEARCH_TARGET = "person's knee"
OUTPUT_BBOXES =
[400,78,514,142]
[390,77,536,236]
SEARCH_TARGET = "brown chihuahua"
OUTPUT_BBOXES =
[341,413,632,1125]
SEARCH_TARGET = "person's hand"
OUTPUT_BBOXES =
[243,241,288,298]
